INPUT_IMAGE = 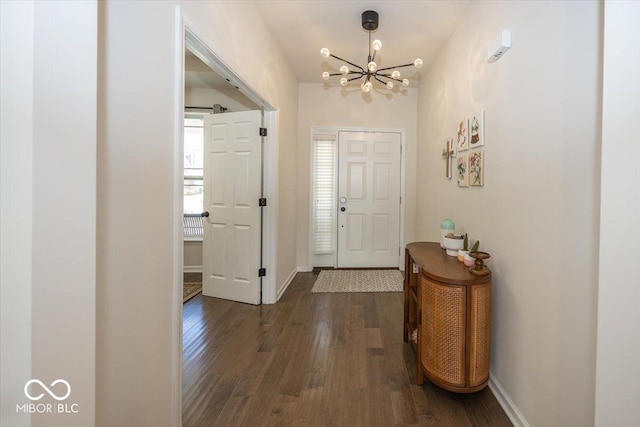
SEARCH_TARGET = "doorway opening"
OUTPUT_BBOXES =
[179,26,278,303]
[175,20,280,423]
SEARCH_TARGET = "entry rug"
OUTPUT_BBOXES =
[311,269,403,293]
[183,282,202,303]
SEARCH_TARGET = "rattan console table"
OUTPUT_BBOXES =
[404,242,491,393]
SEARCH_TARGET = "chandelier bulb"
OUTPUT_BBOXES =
[320,48,331,58]
[414,58,423,68]
[386,81,394,89]
[361,81,372,93]
[372,39,382,51]
[391,70,401,79]
[402,78,409,87]
[340,65,349,75]
[367,61,377,72]
[340,77,348,87]
[322,71,330,81]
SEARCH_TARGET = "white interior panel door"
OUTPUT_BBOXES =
[202,110,262,305]
[337,131,401,268]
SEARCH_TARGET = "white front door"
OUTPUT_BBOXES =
[202,110,262,305]
[337,131,401,268]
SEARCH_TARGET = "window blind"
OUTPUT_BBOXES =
[313,139,335,255]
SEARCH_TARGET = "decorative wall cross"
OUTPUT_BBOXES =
[441,138,456,179]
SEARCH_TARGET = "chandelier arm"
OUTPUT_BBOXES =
[373,76,389,85]
[329,54,366,73]
[375,73,404,83]
[347,74,365,82]
[376,63,416,73]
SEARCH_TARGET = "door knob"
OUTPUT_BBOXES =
[201,211,210,217]
[340,207,346,212]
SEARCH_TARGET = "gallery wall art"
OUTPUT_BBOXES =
[443,110,485,187]
[456,119,468,151]
[469,110,484,148]
[457,153,469,187]
[469,150,484,186]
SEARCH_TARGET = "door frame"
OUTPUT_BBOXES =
[171,10,280,424]
[308,126,406,270]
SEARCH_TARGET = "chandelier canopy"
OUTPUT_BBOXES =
[320,10,423,92]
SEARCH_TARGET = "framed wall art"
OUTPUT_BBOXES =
[469,150,484,186]
[469,110,484,149]
[456,119,468,151]
[457,153,469,187]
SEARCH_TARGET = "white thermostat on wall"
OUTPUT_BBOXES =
[487,30,511,63]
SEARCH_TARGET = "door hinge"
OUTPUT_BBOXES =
[258,268,266,277]
[259,127,267,137]
[259,198,267,207]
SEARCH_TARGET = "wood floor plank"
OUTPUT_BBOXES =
[182,272,512,427]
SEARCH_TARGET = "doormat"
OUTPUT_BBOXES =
[311,270,403,293]
[183,282,202,303]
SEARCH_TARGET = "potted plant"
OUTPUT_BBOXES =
[464,240,479,266]
[457,234,469,262]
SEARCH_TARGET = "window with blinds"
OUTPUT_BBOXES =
[312,135,336,255]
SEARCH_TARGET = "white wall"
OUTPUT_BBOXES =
[183,241,202,272]
[416,2,601,426]
[595,2,640,425]
[297,83,418,269]
[1,2,34,427]
[96,1,298,425]
[1,2,97,427]
[97,3,177,424]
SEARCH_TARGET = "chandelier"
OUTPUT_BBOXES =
[320,10,423,92]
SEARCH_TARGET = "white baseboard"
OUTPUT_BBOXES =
[489,372,530,427]
[183,266,202,273]
[277,267,298,301]
[297,266,312,273]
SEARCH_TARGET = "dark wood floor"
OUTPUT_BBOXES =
[182,272,512,427]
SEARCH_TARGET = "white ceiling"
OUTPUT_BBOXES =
[254,0,471,86]
[185,1,471,91]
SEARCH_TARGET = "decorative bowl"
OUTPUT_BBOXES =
[442,235,464,256]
